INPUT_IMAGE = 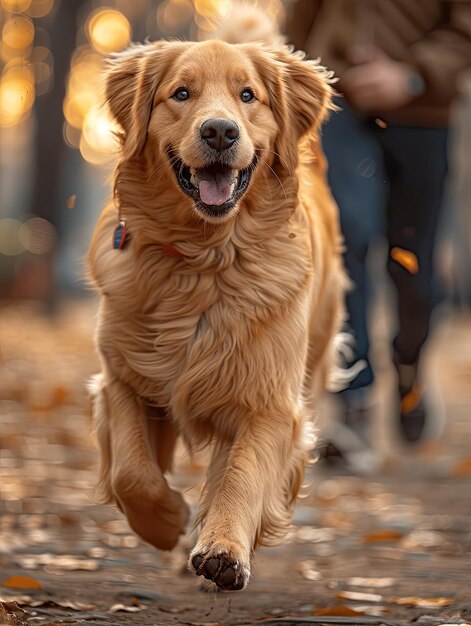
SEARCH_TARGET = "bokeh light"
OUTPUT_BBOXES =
[80,105,119,165]
[0,67,35,127]
[63,11,129,166]
[63,46,102,130]
[194,0,227,19]
[3,16,35,49]
[63,122,81,150]
[86,9,131,56]
[31,60,52,95]
[26,0,54,18]
[194,0,231,31]
[156,0,194,35]
[1,0,32,13]
[0,219,24,256]
[20,217,57,255]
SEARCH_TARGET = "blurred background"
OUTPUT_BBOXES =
[1,0,290,303]
[0,1,470,623]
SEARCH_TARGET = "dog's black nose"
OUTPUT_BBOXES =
[200,118,239,151]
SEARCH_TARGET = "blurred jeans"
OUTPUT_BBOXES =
[322,101,448,389]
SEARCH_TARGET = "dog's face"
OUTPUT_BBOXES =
[106,40,332,224]
[151,42,276,223]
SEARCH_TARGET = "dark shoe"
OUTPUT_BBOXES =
[399,384,427,443]
[394,360,428,443]
[318,389,378,474]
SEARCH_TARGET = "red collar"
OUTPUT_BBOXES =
[159,244,184,259]
[113,221,184,259]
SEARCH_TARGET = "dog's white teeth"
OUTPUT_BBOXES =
[190,171,199,187]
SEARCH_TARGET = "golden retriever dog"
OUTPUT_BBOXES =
[88,38,348,591]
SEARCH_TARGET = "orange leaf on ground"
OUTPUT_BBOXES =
[2,576,42,590]
[451,458,471,477]
[315,605,363,616]
[363,530,403,543]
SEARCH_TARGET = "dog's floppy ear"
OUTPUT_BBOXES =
[247,44,335,172]
[105,41,183,161]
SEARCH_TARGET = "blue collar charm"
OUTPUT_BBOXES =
[113,220,128,250]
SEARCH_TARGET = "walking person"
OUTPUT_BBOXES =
[285,0,471,458]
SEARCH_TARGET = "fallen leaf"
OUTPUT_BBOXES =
[451,458,471,477]
[44,556,98,571]
[2,576,42,590]
[353,605,390,617]
[315,605,363,616]
[0,601,27,614]
[347,577,395,588]
[296,527,336,543]
[67,195,76,209]
[336,591,383,603]
[0,596,33,605]
[387,596,454,608]
[29,599,96,611]
[0,601,27,626]
[159,605,194,614]
[298,561,322,581]
[16,554,99,572]
[400,531,445,550]
[109,603,142,613]
[363,530,403,543]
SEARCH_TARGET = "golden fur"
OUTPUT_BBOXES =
[88,38,347,591]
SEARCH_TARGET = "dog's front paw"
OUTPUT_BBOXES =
[189,544,250,591]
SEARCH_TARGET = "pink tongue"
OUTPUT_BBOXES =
[199,180,232,206]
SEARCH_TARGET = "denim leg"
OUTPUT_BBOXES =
[378,125,449,366]
[321,105,387,388]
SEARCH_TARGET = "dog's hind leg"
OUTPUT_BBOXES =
[103,378,189,550]
[189,408,305,591]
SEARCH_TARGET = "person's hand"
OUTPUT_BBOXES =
[341,46,424,112]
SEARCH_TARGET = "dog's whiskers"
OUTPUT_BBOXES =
[256,155,288,201]
[146,152,178,183]
[262,148,293,177]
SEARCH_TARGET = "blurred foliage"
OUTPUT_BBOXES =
[0,0,285,286]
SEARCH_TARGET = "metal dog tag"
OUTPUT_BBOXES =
[113,220,127,250]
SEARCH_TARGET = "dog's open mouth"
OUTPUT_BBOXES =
[171,154,256,218]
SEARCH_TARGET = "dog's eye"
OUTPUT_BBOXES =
[173,88,190,101]
[240,89,255,103]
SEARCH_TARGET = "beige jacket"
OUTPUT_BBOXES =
[285,0,471,125]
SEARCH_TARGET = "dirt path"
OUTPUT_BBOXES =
[1,302,470,626]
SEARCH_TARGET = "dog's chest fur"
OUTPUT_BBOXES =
[96,230,312,438]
